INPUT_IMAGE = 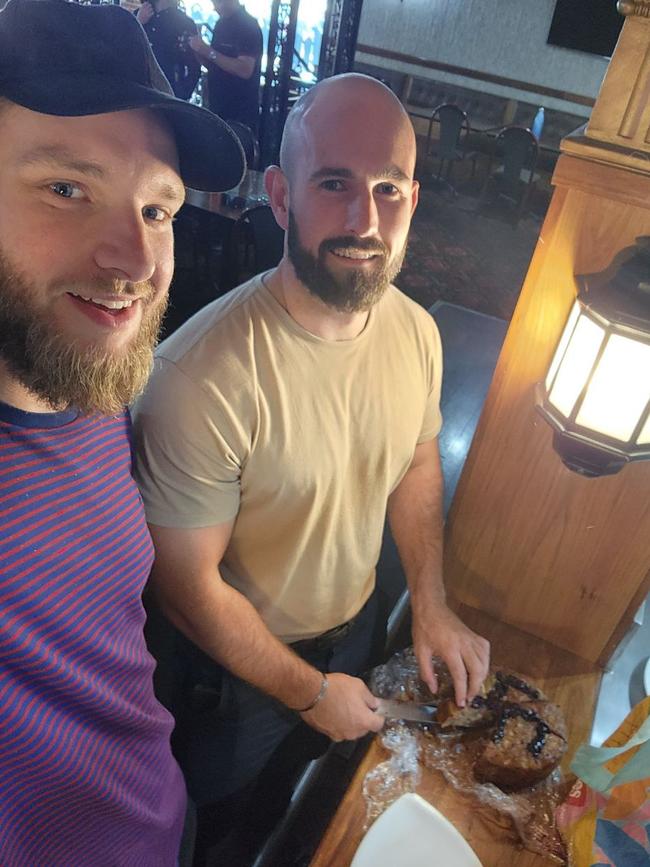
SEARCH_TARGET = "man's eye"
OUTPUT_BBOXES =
[320,179,345,192]
[377,183,399,196]
[142,205,167,222]
[49,181,83,199]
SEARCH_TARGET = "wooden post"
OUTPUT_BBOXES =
[502,98,518,126]
[443,2,650,667]
[400,73,413,106]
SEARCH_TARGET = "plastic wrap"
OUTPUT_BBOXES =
[365,647,569,863]
[361,724,421,827]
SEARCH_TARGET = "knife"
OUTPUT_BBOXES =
[375,698,438,723]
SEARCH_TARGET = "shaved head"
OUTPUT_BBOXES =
[279,74,417,184]
[265,72,419,314]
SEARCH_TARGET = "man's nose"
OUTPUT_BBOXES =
[344,190,379,238]
[93,212,157,284]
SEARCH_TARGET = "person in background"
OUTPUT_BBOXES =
[190,0,262,131]
[133,73,490,865]
[0,1,244,865]
[137,0,201,101]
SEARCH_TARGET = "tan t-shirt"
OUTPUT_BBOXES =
[133,275,443,642]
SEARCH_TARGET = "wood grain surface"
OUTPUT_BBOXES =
[310,605,601,867]
[586,14,650,150]
[443,152,650,665]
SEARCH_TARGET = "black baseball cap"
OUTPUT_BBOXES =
[0,0,246,192]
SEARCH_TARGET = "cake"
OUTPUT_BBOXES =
[371,651,568,793]
[434,669,567,791]
[437,670,547,729]
[474,699,567,790]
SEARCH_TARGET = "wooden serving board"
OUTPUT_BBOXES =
[310,604,602,867]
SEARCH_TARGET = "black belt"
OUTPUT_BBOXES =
[289,611,361,654]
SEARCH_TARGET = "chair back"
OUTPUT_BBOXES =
[495,126,538,194]
[244,204,285,272]
[226,120,260,171]
[225,204,285,288]
[428,103,468,158]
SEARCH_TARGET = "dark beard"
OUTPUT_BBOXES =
[0,250,167,416]
[286,211,406,313]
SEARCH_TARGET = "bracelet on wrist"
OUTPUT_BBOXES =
[295,673,328,713]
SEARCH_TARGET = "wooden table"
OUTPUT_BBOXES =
[184,169,267,221]
[310,604,602,867]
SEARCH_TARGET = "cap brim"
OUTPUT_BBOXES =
[2,72,246,192]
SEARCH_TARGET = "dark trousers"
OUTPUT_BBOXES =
[150,592,385,866]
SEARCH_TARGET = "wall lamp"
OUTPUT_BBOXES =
[536,238,650,477]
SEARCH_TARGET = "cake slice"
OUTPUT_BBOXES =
[438,670,546,729]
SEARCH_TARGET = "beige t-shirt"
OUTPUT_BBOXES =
[133,275,443,642]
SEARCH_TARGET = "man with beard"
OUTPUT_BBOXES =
[0,1,244,865]
[133,73,490,864]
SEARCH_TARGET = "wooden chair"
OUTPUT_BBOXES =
[480,125,540,224]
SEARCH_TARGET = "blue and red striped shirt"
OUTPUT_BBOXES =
[0,401,185,866]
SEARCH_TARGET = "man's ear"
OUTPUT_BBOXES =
[264,165,290,231]
[410,179,419,217]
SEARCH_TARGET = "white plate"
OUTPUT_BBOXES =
[351,793,483,867]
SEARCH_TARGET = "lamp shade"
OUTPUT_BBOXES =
[537,238,650,476]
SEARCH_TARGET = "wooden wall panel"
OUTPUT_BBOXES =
[587,15,650,150]
[443,154,650,665]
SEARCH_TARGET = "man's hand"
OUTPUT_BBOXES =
[386,439,490,709]
[412,603,490,709]
[136,2,154,25]
[189,35,211,60]
[300,673,384,741]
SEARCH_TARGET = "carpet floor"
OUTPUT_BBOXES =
[395,169,548,321]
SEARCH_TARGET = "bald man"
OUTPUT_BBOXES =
[133,73,490,863]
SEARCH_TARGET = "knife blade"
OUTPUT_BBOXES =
[375,698,438,723]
